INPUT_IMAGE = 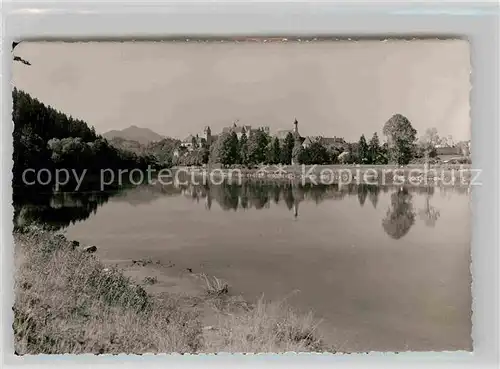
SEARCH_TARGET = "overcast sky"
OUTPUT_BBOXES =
[12,40,471,142]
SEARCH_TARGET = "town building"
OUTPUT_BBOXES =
[301,135,347,151]
[275,119,347,152]
[435,146,462,156]
[222,123,251,139]
[274,119,302,142]
[222,121,270,139]
[175,126,215,157]
[318,136,348,151]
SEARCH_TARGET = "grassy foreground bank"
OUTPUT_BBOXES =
[13,228,330,354]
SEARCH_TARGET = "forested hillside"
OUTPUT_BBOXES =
[12,88,161,190]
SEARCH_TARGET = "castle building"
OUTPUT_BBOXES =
[222,123,251,139]
[222,121,270,139]
[203,126,212,146]
[177,126,214,156]
[274,119,303,142]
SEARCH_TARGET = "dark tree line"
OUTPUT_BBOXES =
[204,128,391,167]
[12,88,161,190]
[202,113,454,167]
[206,130,338,167]
[189,114,423,167]
[172,113,459,168]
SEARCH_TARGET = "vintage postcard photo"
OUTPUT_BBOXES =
[12,39,471,354]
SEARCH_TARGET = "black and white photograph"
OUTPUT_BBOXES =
[11,39,472,354]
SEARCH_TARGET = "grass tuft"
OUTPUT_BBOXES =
[14,227,201,354]
[13,227,331,354]
[143,276,158,285]
[204,296,330,353]
[200,273,230,297]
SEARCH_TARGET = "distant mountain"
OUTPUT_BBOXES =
[107,135,182,167]
[107,137,145,155]
[102,125,164,145]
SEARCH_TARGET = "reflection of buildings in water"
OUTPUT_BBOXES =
[293,201,299,218]
[205,192,212,210]
[202,181,380,214]
[18,180,453,232]
[176,182,445,233]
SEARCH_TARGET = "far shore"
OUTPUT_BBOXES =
[171,163,475,186]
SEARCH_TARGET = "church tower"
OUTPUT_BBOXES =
[293,119,299,135]
[203,126,212,146]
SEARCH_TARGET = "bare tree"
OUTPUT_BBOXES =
[438,134,455,148]
[418,127,440,165]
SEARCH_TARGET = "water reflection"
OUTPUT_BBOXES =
[13,180,460,239]
[368,185,380,209]
[419,188,441,228]
[382,187,416,240]
[14,190,112,230]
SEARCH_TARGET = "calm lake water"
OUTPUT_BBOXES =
[16,181,472,352]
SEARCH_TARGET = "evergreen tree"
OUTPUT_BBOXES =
[229,131,240,164]
[216,132,237,167]
[191,136,199,150]
[280,132,294,165]
[291,139,304,165]
[368,132,380,164]
[201,145,210,165]
[343,143,359,164]
[239,132,249,166]
[307,141,329,164]
[270,137,281,165]
[357,134,369,164]
[12,88,161,190]
[327,146,341,164]
[248,129,269,165]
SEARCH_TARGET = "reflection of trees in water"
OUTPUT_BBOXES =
[418,187,440,227]
[14,181,186,230]
[171,181,383,214]
[358,185,367,207]
[185,181,383,215]
[14,189,112,230]
[16,174,451,231]
[367,185,381,209]
[110,183,183,206]
[272,183,281,205]
[439,185,470,200]
[382,187,416,239]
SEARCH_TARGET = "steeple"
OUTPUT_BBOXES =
[203,126,212,146]
[293,118,299,134]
